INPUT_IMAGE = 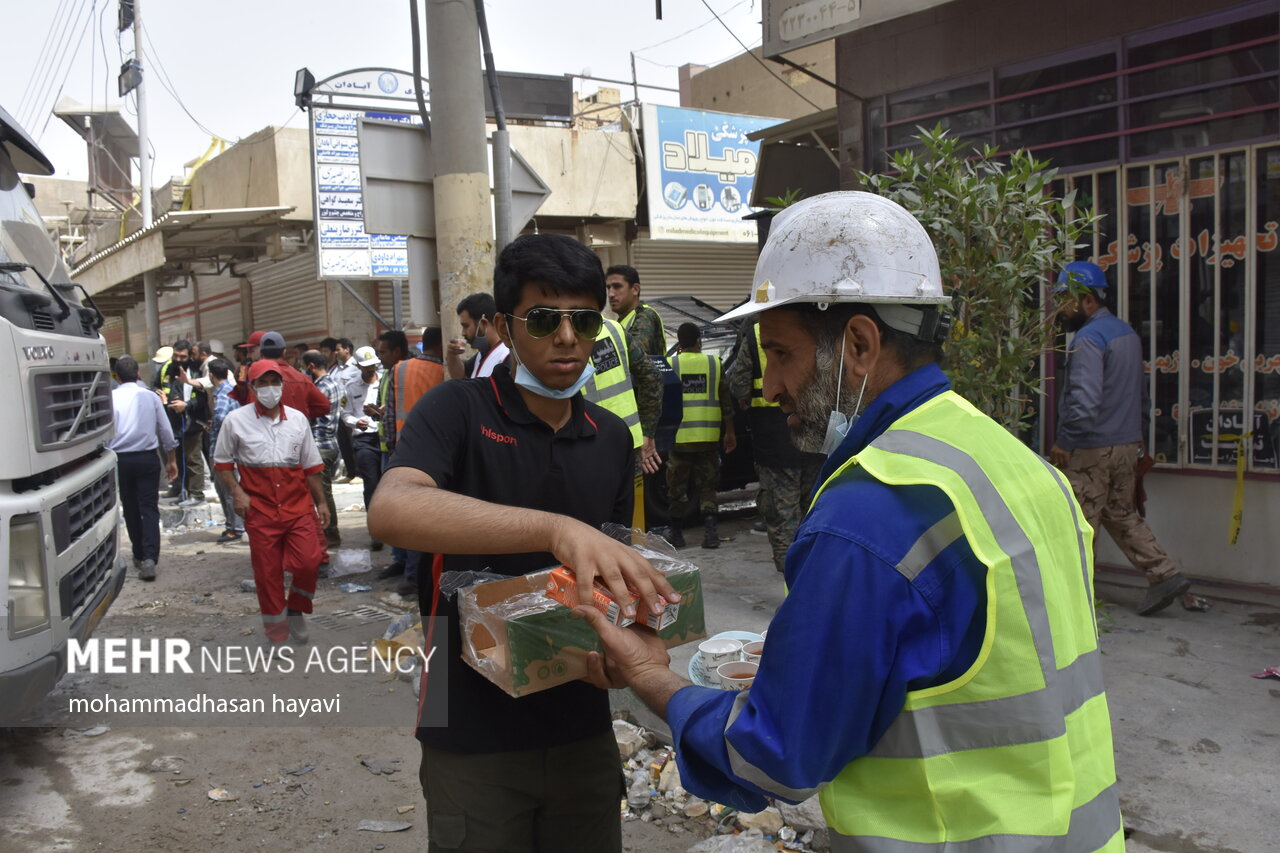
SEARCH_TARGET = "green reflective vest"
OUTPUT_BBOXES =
[748,324,777,408]
[583,319,642,449]
[812,391,1122,853]
[673,352,722,445]
[377,370,392,453]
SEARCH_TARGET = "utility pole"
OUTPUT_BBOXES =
[130,0,160,357]
[425,0,494,327]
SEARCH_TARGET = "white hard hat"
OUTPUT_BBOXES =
[151,345,173,364]
[354,345,380,367]
[717,191,949,324]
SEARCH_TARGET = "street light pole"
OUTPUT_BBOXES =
[131,0,160,358]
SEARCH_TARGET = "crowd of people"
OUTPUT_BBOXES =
[102,197,1197,852]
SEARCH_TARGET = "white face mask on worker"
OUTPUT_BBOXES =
[255,386,283,409]
[820,328,868,457]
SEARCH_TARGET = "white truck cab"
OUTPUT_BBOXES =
[0,104,124,722]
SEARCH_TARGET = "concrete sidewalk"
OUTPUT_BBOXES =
[616,516,1279,853]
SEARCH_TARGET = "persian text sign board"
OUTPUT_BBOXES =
[1189,409,1277,466]
[762,0,956,58]
[309,69,425,280]
[641,104,779,243]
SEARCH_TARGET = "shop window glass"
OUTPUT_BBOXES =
[1253,148,1280,468]
[1127,16,1278,93]
[998,53,1117,124]
[1150,163,1182,464]
[1187,156,1220,464]
[1126,167,1156,453]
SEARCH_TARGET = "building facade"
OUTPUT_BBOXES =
[823,0,1280,586]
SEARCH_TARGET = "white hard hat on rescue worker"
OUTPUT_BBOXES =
[717,191,952,343]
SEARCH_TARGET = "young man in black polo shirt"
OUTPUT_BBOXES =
[371,234,679,853]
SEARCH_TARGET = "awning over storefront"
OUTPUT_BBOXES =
[746,107,840,208]
[70,206,294,313]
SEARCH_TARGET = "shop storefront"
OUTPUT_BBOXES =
[835,0,1280,583]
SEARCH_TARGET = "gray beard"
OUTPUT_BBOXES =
[791,340,859,453]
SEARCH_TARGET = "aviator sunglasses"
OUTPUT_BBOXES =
[508,307,604,339]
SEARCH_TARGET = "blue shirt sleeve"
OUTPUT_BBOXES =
[668,479,987,810]
[668,533,937,808]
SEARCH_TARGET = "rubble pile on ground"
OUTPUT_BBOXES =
[613,718,830,852]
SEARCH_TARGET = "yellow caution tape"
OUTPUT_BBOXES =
[1222,432,1251,545]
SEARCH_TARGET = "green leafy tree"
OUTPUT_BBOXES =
[860,127,1100,436]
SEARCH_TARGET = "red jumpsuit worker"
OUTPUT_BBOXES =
[213,361,331,643]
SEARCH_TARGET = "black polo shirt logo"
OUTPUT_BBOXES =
[481,424,518,446]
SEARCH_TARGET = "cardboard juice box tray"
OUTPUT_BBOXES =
[457,560,704,698]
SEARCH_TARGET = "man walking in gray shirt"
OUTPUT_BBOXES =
[1050,261,1191,615]
[108,356,179,580]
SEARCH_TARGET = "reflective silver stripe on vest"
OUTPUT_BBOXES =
[870,648,1104,759]
[895,511,963,581]
[292,587,314,600]
[584,322,633,402]
[870,430,1056,682]
[1036,456,1096,631]
[723,691,827,802]
[262,611,287,623]
[828,783,1122,853]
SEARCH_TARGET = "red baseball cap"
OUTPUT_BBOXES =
[246,330,266,347]
[247,360,283,383]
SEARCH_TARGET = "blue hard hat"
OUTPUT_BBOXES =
[1056,261,1107,292]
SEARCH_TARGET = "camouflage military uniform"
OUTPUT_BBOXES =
[727,323,825,572]
[1064,443,1179,583]
[622,304,667,356]
[625,328,662,441]
[667,449,720,517]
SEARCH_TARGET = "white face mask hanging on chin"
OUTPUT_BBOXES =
[820,327,869,457]
[508,337,596,400]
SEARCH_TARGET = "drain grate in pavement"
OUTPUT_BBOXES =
[308,614,352,632]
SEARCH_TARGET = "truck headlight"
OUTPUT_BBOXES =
[8,515,49,637]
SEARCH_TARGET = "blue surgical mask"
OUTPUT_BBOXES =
[510,339,597,400]
[820,328,868,456]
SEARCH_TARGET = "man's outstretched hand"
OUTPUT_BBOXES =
[576,606,671,690]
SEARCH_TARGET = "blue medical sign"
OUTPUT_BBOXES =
[642,104,779,242]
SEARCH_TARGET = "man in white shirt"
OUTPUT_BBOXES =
[342,346,386,548]
[107,356,179,580]
[445,292,510,379]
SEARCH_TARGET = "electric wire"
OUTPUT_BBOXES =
[632,0,749,55]
[16,0,75,127]
[697,0,823,110]
[38,0,97,142]
[142,24,229,141]
[19,0,83,129]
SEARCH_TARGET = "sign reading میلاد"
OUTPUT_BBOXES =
[641,104,780,243]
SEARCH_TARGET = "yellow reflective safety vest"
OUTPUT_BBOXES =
[672,352,722,445]
[748,324,778,408]
[811,390,1122,853]
[583,318,643,449]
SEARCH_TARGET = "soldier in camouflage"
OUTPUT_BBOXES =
[606,264,668,356]
[728,319,825,572]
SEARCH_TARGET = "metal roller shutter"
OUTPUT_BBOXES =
[194,275,244,348]
[629,239,758,315]
[246,254,330,345]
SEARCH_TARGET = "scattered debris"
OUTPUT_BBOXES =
[360,758,401,776]
[338,583,373,593]
[356,820,412,832]
[1182,593,1211,612]
[613,719,647,758]
[1251,665,1280,680]
[143,755,187,773]
[172,779,192,786]
[240,579,257,593]
[207,788,237,802]
[736,806,784,834]
[63,726,110,738]
[396,805,415,815]
[684,797,709,818]
[284,763,315,776]
[689,828,777,852]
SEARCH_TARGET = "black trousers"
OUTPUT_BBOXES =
[337,422,357,479]
[117,450,162,563]
[353,433,383,510]
[419,729,623,853]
